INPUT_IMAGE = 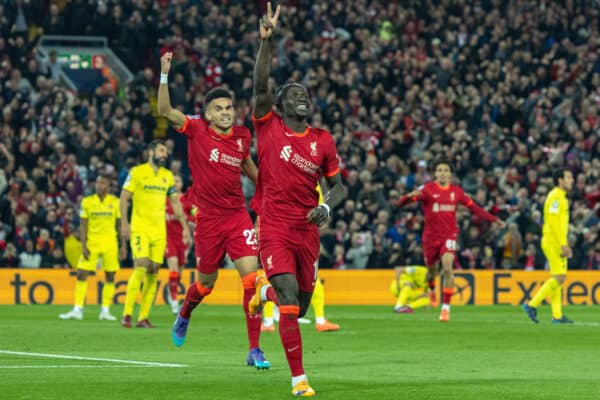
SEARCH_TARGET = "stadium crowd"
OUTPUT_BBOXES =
[0,0,599,270]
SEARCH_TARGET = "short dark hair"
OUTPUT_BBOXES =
[552,168,570,185]
[275,82,305,108]
[433,159,453,172]
[147,139,165,151]
[204,87,233,107]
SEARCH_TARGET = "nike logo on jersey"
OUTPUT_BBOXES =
[284,131,296,137]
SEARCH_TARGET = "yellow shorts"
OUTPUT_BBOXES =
[131,231,166,265]
[78,242,120,272]
[542,241,568,275]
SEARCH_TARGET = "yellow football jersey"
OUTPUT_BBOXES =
[542,187,569,247]
[401,266,428,288]
[79,193,120,245]
[123,163,176,235]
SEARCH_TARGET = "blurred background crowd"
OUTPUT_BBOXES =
[0,0,599,270]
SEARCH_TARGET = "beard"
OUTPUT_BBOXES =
[152,155,167,167]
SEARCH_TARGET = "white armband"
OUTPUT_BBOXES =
[160,73,168,84]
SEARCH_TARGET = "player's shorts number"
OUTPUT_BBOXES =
[243,229,257,248]
[445,239,457,251]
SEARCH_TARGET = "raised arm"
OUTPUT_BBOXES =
[157,52,186,130]
[253,2,280,118]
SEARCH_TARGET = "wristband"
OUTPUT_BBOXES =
[160,73,168,84]
[320,203,331,217]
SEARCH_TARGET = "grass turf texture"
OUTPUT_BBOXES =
[1,305,599,399]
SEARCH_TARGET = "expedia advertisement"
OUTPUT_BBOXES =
[1,269,600,305]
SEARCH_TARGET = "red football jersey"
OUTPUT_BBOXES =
[398,182,498,239]
[252,111,340,226]
[176,116,251,216]
[166,192,195,244]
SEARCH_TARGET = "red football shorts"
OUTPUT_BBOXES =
[258,217,320,293]
[165,239,187,266]
[194,209,258,274]
[423,235,458,267]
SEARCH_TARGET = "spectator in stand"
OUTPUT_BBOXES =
[19,239,41,268]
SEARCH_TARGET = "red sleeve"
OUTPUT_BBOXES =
[459,189,498,222]
[397,194,422,207]
[397,185,425,207]
[176,115,206,138]
[251,110,274,125]
[322,132,340,177]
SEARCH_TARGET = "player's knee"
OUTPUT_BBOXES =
[553,275,566,285]
[270,274,299,305]
[298,291,312,317]
[147,263,160,274]
[76,270,88,281]
[105,272,115,282]
[199,272,218,289]
[135,258,151,268]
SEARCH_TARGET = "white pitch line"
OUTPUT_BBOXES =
[0,350,186,368]
[0,365,163,369]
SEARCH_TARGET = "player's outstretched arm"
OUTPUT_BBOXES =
[397,190,422,207]
[253,2,280,119]
[241,157,258,184]
[157,52,186,130]
[459,191,504,227]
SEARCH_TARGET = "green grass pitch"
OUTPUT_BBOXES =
[1,305,599,399]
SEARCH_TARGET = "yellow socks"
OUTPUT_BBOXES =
[123,267,145,316]
[102,282,115,309]
[74,280,87,308]
[529,277,560,308]
[138,273,158,321]
[551,284,563,319]
[312,278,325,321]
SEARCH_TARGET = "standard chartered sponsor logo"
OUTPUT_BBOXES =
[209,148,241,166]
[280,145,292,161]
[220,153,242,166]
[291,153,318,174]
[209,148,220,162]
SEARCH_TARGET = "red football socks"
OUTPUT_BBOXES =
[442,288,454,305]
[179,281,212,319]
[169,271,180,301]
[279,305,304,377]
[242,273,261,349]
